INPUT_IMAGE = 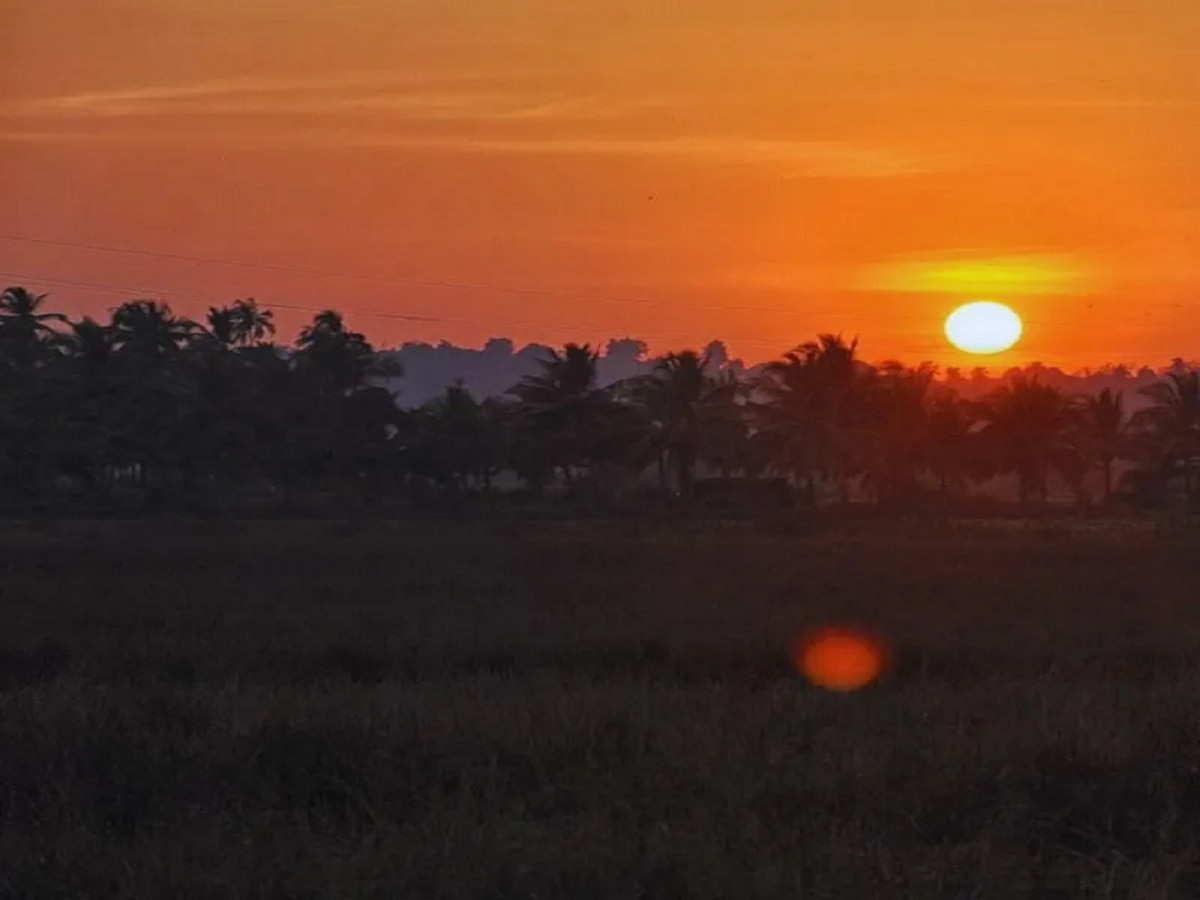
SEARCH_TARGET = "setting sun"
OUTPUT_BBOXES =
[944,301,1023,355]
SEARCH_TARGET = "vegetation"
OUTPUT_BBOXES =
[3,284,1199,516]
[5,520,1200,897]
[6,286,1200,894]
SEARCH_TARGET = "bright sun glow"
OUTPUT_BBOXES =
[944,301,1023,354]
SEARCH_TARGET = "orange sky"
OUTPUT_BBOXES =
[3,0,1199,369]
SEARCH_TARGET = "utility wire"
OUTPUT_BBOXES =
[0,230,1153,328]
[0,231,849,317]
[0,269,808,350]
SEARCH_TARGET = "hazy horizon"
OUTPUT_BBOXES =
[5,1,1200,371]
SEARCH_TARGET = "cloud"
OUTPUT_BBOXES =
[855,251,1103,296]
[9,70,476,110]
[0,71,940,177]
[218,133,937,177]
[1,70,666,123]
[0,127,935,178]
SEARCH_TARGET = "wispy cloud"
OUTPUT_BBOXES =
[10,70,477,108]
[2,70,665,123]
[855,251,1103,296]
[0,71,941,177]
[0,128,938,178]
[334,135,935,177]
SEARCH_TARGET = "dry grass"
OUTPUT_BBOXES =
[3,518,1200,898]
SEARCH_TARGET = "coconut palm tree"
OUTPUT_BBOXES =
[974,375,1084,510]
[109,300,202,363]
[694,369,757,477]
[510,343,601,405]
[1130,369,1200,508]
[69,317,113,373]
[294,310,377,398]
[207,298,275,348]
[404,382,506,493]
[863,361,937,508]
[923,388,989,506]
[229,298,275,346]
[753,334,873,506]
[291,311,402,498]
[623,349,742,498]
[0,286,69,368]
[1079,387,1130,502]
[507,343,617,488]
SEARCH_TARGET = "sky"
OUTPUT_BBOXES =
[3,0,1199,370]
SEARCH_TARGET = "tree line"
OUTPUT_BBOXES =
[1,284,1198,516]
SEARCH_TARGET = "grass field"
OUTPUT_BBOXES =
[4,517,1200,898]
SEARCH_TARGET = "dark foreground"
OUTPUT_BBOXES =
[3,518,1200,899]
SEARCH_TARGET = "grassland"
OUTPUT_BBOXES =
[4,517,1200,898]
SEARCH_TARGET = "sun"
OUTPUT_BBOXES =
[944,301,1023,354]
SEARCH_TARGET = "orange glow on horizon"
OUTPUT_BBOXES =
[3,2,1197,370]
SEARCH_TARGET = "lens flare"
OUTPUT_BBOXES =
[794,626,888,692]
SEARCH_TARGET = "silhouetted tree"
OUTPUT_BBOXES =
[0,286,68,369]
[923,389,987,507]
[405,382,504,494]
[206,298,275,349]
[109,300,201,363]
[622,349,742,498]
[1131,369,1200,509]
[508,343,615,489]
[862,361,937,508]
[294,310,376,398]
[1079,387,1130,502]
[753,334,872,506]
[290,311,401,496]
[975,375,1083,511]
[5,281,1200,520]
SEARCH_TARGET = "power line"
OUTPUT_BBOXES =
[0,271,448,323]
[0,230,1171,328]
[0,231,845,317]
[7,268,1174,366]
[0,269,809,350]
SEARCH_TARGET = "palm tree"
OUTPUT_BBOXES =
[923,388,988,506]
[405,382,505,494]
[292,311,401,497]
[1131,370,1200,509]
[623,349,741,498]
[109,300,202,362]
[0,286,69,368]
[207,298,275,348]
[753,334,873,506]
[974,375,1083,511]
[294,310,377,398]
[508,343,616,488]
[69,317,113,372]
[511,343,601,405]
[1079,387,1130,502]
[96,301,206,494]
[206,306,237,348]
[864,361,937,508]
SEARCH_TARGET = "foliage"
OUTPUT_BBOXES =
[972,375,1085,511]
[0,284,1196,514]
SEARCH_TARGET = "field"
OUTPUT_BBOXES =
[4,517,1200,898]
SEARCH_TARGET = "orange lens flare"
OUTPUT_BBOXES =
[794,626,888,692]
